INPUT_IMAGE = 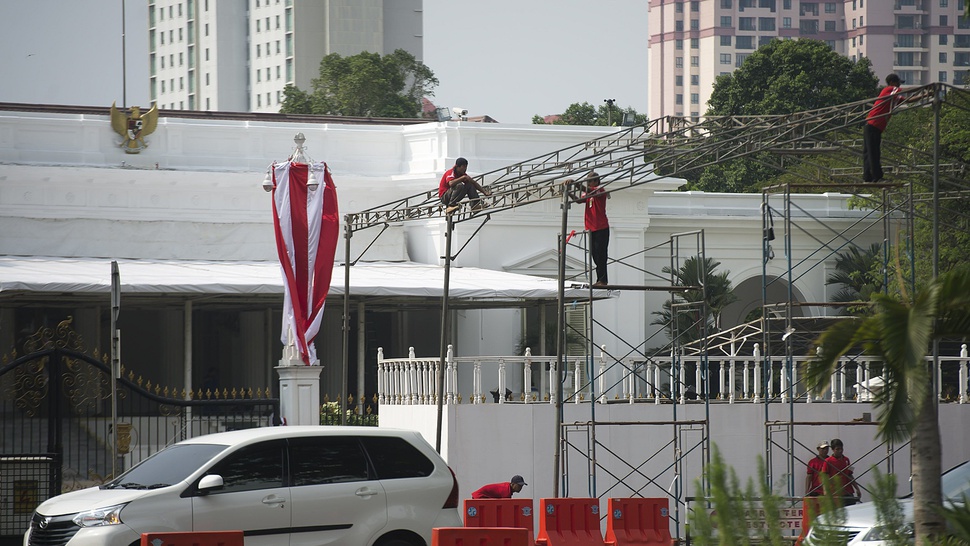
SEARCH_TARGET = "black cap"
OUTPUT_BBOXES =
[511,475,527,486]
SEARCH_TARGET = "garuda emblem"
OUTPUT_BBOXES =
[110,102,159,153]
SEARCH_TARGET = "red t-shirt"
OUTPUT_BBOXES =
[439,167,459,198]
[866,85,902,132]
[471,482,513,499]
[583,187,609,232]
[825,455,855,497]
[806,456,831,495]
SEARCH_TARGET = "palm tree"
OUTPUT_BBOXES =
[826,243,884,316]
[651,256,738,344]
[804,266,970,545]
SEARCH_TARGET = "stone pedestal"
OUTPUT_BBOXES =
[275,362,322,426]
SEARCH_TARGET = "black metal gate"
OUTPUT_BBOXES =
[0,319,280,543]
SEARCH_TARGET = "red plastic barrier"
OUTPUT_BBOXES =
[535,497,604,546]
[433,526,531,546]
[140,531,244,546]
[464,499,535,540]
[604,498,673,546]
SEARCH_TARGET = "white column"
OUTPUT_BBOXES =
[275,364,322,426]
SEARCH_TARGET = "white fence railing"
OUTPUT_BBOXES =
[376,344,970,405]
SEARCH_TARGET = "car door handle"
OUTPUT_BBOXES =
[355,488,380,498]
[262,495,286,505]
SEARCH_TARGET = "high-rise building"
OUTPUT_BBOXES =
[149,0,423,113]
[648,0,970,120]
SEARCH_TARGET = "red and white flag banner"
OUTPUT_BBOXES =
[271,161,339,365]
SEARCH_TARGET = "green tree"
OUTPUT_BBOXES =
[804,266,970,545]
[279,49,438,118]
[651,256,738,343]
[533,101,647,126]
[826,243,884,316]
[684,39,878,192]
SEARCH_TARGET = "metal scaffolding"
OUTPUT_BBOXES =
[342,83,970,535]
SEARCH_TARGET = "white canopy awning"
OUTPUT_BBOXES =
[0,256,602,302]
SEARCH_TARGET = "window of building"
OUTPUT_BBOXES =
[859,16,863,26]
[941,15,949,26]
[267,67,271,80]
[276,65,280,79]
[759,17,775,30]
[896,52,915,66]
[276,41,281,54]
[736,35,755,48]
[257,20,261,32]
[161,32,165,45]
[721,0,732,7]
[957,52,970,66]
[960,17,970,29]
[941,0,948,6]
[825,39,835,48]
[206,73,209,85]
[736,52,751,66]
[800,2,819,16]
[691,1,699,11]
[852,18,856,29]
[941,52,948,63]
[760,0,776,9]
[179,52,183,65]
[691,38,699,48]
[740,0,755,8]
[740,17,756,30]
[676,39,684,50]
[720,53,732,64]
[676,75,683,86]
[940,71,948,82]
[691,55,699,66]
[258,94,262,107]
[161,80,165,93]
[205,48,209,61]
[800,19,819,33]
[851,37,856,47]
[691,74,699,85]
[206,98,210,109]
[691,93,699,104]
[676,57,684,67]
[675,20,684,31]
[276,15,281,29]
[168,6,173,18]
[169,29,173,42]
[784,0,792,8]
[161,56,165,69]
[179,28,183,41]
[783,17,792,28]
[859,34,863,44]
[160,7,164,20]
[759,35,773,46]
[721,35,732,46]
[676,2,683,12]
[205,23,209,36]
[179,77,183,90]
[676,94,684,105]
[721,16,732,27]
[267,92,271,105]
[940,34,948,45]
[825,20,836,31]
[266,17,270,29]
[691,19,699,29]
[170,54,173,66]
[897,15,915,29]
[825,2,836,11]
[958,70,969,86]
[257,71,261,82]
[257,44,261,57]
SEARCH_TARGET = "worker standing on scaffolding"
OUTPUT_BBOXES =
[862,73,926,183]
[568,171,610,287]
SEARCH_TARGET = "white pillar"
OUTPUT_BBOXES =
[276,364,322,426]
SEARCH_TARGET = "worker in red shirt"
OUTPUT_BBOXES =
[568,172,610,287]
[863,73,925,182]
[438,157,491,214]
[471,475,527,499]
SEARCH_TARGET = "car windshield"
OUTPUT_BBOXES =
[899,460,970,501]
[942,460,970,501]
[102,444,228,489]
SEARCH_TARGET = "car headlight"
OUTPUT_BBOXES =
[862,522,914,542]
[72,504,127,527]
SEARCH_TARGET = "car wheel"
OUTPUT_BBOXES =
[376,539,416,546]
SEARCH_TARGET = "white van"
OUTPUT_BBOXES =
[24,426,462,546]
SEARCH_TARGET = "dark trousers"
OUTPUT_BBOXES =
[590,227,610,284]
[441,182,479,206]
[862,123,883,182]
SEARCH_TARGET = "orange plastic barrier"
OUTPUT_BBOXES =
[464,498,535,540]
[795,496,822,546]
[604,498,673,546]
[433,526,531,546]
[535,497,604,546]
[140,531,244,546]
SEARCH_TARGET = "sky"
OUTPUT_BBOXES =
[0,0,648,125]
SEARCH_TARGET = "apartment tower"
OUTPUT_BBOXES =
[648,0,970,120]
[149,0,423,113]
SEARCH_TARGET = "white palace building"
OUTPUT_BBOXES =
[2,103,969,538]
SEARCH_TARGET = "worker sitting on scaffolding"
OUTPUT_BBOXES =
[567,171,610,287]
[439,157,491,214]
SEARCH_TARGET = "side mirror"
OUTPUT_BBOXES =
[198,474,224,494]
